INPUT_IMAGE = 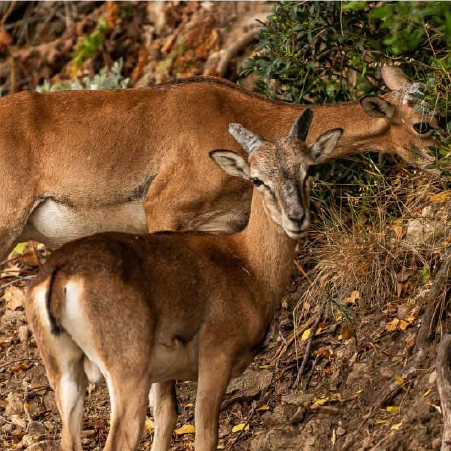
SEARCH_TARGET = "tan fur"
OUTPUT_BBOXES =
[24,114,339,451]
[0,67,439,260]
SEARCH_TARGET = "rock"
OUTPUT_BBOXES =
[25,440,59,451]
[405,206,436,244]
[281,393,315,407]
[11,414,27,429]
[226,369,272,398]
[5,392,23,416]
[346,363,368,387]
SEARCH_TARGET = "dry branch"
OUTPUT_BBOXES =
[436,335,451,451]
[216,28,259,77]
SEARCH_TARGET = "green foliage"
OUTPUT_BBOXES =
[37,60,128,92]
[72,16,108,68]
[243,1,450,220]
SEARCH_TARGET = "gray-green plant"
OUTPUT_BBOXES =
[37,59,128,92]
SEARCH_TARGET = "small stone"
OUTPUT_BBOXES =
[5,392,23,416]
[19,325,29,342]
[336,426,346,436]
[25,440,59,451]
[11,414,27,429]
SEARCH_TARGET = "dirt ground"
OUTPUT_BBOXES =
[0,2,450,451]
[0,243,447,451]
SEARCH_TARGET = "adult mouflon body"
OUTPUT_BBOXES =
[0,66,440,261]
[25,110,342,451]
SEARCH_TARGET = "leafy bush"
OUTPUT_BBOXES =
[243,2,449,117]
[37,60,128,92]
[242,1,450,215]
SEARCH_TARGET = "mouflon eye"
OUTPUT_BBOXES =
[252,178,264,187]
[307,166,315,177]
[414,122,432,134]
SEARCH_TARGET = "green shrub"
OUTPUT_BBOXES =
[242,1,450,219]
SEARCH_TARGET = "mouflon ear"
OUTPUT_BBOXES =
[209,149,250,180]
[288,108,313,142]
[360,96,395,120]
[228,123,264,154]
[381,65,412,91]
[308,128,343,164]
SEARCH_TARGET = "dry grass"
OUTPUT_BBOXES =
[295,167,450,319]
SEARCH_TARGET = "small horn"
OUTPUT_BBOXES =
[229,123,263,154]
[381,65,412,91]
[288,108,313,142]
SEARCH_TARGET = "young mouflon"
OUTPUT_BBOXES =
[25,109,342,451]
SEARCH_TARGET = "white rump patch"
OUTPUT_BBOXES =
[63,280,109,381]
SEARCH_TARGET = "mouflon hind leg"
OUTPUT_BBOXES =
[103,373,152,451]
[150,381,178,451]
[25,284,87,451]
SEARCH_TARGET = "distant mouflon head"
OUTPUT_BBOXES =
[210,109,343,239]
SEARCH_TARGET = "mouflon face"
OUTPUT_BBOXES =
[210,109,343,239]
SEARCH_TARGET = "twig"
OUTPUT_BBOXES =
[0,275,35,290]
[294,259,313,285]
[293,296,328,387]
[0,357,38,371]
[271,315,315,364]
[436,335,451,451]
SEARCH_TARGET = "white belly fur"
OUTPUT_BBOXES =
[19,198,148,248]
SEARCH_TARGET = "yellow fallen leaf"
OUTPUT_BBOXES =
[174,424,195,435]
[395,377,407,391]
[407,315,415,323]
[12,242,27,255]
[399,320,410,331]
[311,397,329,409]
[386,406,400,414]
[423,388,432,397]
[385,318,399,332]
[301,328,311,341]
[259,365,271,369]
[430,190,451,203]
[345,290,360,305]
[391,422,402,431]
[336,311,343,321]
[256,405,270,412]
[315,322,325,335]
[375,419,387,424]
[144,417,153,431]
[232,423,250,433]
[392,223,404,240]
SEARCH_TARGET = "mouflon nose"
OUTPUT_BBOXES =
[288,215,305,228]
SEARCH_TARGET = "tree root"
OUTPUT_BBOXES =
[436,335,451,451]
[417,250,451,349]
